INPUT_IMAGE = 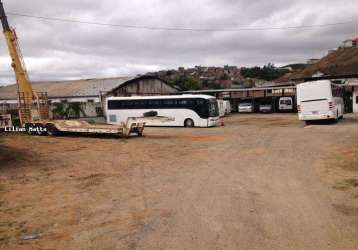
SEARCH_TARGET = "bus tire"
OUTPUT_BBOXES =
[46,123,59,136]
[184,118,194,128]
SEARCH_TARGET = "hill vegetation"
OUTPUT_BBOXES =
[288,48,358,80]
[240,63,289,81]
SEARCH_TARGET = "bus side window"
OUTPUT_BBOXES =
[125,101,134,109]
[108,100,122,109]
[139,100,148,108]
[161,99,175,108]
[178,99,188,105]
[196,99,204,105]
[187,99,195,107]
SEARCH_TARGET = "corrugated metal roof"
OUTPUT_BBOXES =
[0,77,134,100]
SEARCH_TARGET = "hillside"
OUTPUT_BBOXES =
[288,47,358,80]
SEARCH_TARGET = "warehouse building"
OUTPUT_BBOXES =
[0,75,178,118]
[184,85,297,113]
[184,78,358,114]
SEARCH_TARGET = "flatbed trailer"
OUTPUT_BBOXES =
[25,116,173,138]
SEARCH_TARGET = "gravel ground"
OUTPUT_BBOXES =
[0,113,358,250]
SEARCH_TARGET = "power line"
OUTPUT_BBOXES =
[7,12,358,32]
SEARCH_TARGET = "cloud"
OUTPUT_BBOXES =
[0,0,357,85]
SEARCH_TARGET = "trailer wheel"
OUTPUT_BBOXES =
[35,123,45,136]
[46,123,58,136]
[25,123,35,135]
[184,118,194,127]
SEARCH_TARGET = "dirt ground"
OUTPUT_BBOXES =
[1,113,358,250]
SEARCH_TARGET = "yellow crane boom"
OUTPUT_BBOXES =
[0,1,159,138]
[0,0,48,125]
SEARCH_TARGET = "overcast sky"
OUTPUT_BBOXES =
[0,0,357,85]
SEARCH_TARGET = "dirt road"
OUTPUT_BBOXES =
[1,114,358,250]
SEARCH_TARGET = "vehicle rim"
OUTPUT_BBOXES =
[184,119,194,127]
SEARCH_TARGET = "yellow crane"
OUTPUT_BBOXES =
[0,1,173,137]
[0,0,49,126]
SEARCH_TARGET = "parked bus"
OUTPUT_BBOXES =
[106,95,220,127]
[297,80,344,123]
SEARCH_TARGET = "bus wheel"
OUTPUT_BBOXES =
[46,123,59,136]
[184,119,194,127]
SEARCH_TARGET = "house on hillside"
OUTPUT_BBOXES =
[0,75,178,119]
[307,59,320,65]
[343,38,358,48]
[312,71,325,78]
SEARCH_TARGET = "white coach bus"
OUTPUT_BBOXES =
[106,95,220,127]
[297,80,344,123]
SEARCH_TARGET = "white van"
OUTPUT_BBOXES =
[217,99,226,117]
[223,100,231,115]
[296,80,344,123]
[279,97,293,111]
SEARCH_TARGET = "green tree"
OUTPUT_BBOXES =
[172,75,200,91]
[220,73,230,80]
[52,102,86,119]
[52,103,67,119]
[66,103,86,118]
[241,63,289,81]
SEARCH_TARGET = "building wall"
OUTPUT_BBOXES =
[0,97,102,119]
[50,99,101,119]
[0,76,177,120]
[110,78,178,97]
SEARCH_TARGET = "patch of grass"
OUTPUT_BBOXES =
[334,179,358,190]
[119,138,128,144]
[346,179,358,187]
[87,119,96,124]
[335,149,358,172]
[332,203,358,216]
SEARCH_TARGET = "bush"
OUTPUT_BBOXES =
[241,63,289,81]
[171,75,200,91]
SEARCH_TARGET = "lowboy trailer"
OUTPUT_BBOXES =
[26,116,173,137]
